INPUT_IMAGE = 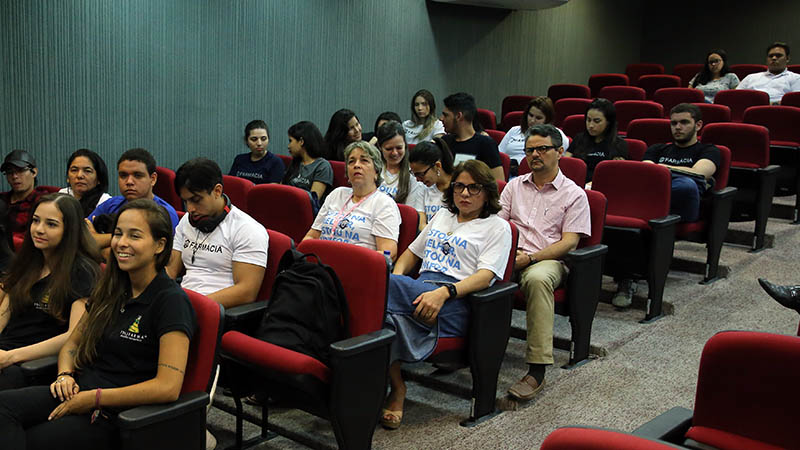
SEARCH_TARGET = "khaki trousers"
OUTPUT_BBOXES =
[519,260,566,364]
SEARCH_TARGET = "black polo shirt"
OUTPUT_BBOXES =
[78,270,196,390]
[442,133,503,169]
[0,263,95,351]
[643,142,721,169]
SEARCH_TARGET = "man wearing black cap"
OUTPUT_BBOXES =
[1,150,50,244]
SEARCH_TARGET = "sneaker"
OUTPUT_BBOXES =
[612,279,637,308]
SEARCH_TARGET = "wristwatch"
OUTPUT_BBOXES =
[528,254,538,266]
[446,283,458,299]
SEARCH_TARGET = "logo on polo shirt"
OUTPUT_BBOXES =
[33,292,51,312]
[120,315,147,342]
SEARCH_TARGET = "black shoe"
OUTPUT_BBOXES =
[758,278,800,312]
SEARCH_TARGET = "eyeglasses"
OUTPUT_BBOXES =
[451,182,484,195]
[2,166,32,176]
[708,59,722,65]
[412,165,432,179]
[524,145,557,155]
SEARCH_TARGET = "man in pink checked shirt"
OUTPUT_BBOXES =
[498,124,591,402]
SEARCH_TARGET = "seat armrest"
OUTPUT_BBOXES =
[762,164,780,174]
[632,406,693,442]
[18,355,58,377]
[467,281,518,304]
[117,391,208,430]
[223,300,267,332]
[330,328,395,358]
[712,186,737,199]
[649,214,681,228]
[563,244,608,265]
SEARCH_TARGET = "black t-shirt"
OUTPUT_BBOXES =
[77,270,196,391]
[570,133,629,181]
[0,264,95,351]
[442,133,502,169]
[643,142,721,170]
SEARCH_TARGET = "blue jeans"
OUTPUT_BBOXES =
[671,175,705,222]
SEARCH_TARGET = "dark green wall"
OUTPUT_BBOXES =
[1,0,643,192]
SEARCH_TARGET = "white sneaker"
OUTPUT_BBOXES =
[612,279,637,308]
[206,429,217,450]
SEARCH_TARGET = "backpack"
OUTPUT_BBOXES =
[255,248,350,365]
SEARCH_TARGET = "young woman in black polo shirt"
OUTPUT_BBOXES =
[0,199,196,450]
[0,193,100,390]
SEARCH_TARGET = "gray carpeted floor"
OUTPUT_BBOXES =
[208,196,800,449]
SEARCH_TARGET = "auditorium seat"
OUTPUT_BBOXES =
[625,63,665,86]
[626,118,672,147]
[634,331,800,450]
[543,426,682,450]
[636,75,681,100]
[486,129,506,146]
[477,108,497,130]
[614,101,664,136]
[597,86,646,103]
[624,138,648,161]
[558,156,587,186]
[222,175,254,211]
[554,98,592,127]
[497,151,511,181]
[547,83,591,103]
[396,203,420,253]
[560,114,586,139]
[278,154,292,168]
[329,160,348,188]
[652,87,704,117]
[713,89,769,122]
[730,63,767,81]
[500,95,533,121]
[246,184,314,245]
[154,166,183,212]
[691,103,732,135]
[701,123,778,251]
[781,91,800,108]
[672,63,703,87]
[499,111,523,132]
[592,160,679,322]
[588,73,629,97]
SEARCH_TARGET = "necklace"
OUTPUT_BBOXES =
[331,190,376,231]
[191,228,214,264]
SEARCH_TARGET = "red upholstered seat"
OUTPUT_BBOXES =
[672,63,704,87]
[588,73,629,97]
[559,156,587,186]
[597,85,646,103]
[702,123,769,169]
[278,154,292,168]
[154,166,183,211]
[730,63,767,81]
[500,110,523,132]
[714,89,769,122]
[396,203,419,255]
[781,91,800,108]
[547,83,591,103]
[554,98,592,127]
[693,103,731,135]
[257,229,293,301]
[636,74,681,100]
[497,150,510,180]
[624,138,647,161]
[614,101,664,135]
[542,426,680,450]
[653,87,704,117]
[329,160,348,188]
[604,214,650,230]
[625,63,665,86]
[477,108,497,130]
[561,114,586,139]
[221,175,254,211]
[626,118,672,147]
[486,129,505,146]
[246,184,313,244]
[500,95,533,121]
[221,332,330,383]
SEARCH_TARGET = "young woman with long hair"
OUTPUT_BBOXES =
[376,121,427,228]
[409,137,455,223]
[566,98,628,184]
[690,49,740,103]
[324,109,363,161]
[282,121,333,205]
[403,89,445,145]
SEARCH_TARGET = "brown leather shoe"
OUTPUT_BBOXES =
[507,375,545,401]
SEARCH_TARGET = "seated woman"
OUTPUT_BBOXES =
[403,89,445,145]
[376,121,427,229]
[380,159,512,430]
[59,149,111,218]
[0,199,196,449]
[282,121,333,209]
[499,97,570,170]
[304,141,400,259]
[229,120,285,184]
[324,109,363,161]
[0,194,100,390]
[409,137,454,223]
[690,49,739,103]
[364,111,402,145]
[566,98,628,185]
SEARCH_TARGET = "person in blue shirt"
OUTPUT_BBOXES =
[229,120,285,184]
[86,148,179,253]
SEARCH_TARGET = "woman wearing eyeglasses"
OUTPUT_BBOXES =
[380,159,512,430]
[689,49,739,103]
[566,98,628,185]
[409,137,454,223]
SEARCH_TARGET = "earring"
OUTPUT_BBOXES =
[437,170,441,176]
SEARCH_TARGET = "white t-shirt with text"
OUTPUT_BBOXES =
[379,168,426,213]
[311,187,401,250]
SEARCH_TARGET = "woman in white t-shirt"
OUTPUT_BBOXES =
[379,160,512,430]
[498,97,569,171]
[409,137,454,223]
[376,121,427,230]
[402,89,445,145]
[304,141,400,259]
[58,149,112,218]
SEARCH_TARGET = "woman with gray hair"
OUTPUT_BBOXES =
[303,141,401,259]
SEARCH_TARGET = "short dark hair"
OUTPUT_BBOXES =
[443,159,501,218]
[174,157,223,194]
[767,41,790,57]
[373,111,402,133]
[521,97,556,132]
[245,120,270,139]
[443,92,477,122]
[117,148,156,175]
[525,124,563,148]
[670,103,702,122]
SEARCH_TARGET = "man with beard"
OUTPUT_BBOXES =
[498,124,590,401]
[737,42,800,104]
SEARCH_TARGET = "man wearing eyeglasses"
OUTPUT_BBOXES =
[737,42,800,104]
[1,150,50,244]
[498,124,590,401]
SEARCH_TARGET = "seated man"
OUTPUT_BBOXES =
[612,103,720,308]
[87,148,180,250]
[0,150,50,244]
[166,157,268,308]
[737,41,800,104]
[499,124,590,401]
[440,92,505,182]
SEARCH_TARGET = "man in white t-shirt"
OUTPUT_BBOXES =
[166,158,268,308]
[737,42,800,104]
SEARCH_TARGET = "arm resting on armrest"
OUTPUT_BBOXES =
[467,281,518,304]
[117,391,209,430]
